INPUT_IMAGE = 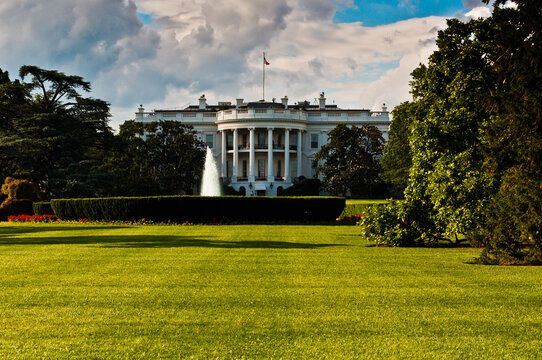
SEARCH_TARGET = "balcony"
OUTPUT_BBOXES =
[217,108,308,122]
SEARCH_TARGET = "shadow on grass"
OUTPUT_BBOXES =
[0,225,129,238]
[0,234,344,249]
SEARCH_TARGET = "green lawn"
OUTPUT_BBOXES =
[0,223,541,359]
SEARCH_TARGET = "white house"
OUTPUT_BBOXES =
[135,93,390,196]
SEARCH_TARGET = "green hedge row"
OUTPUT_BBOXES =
[51,196,346,223]
[33,202,54,215]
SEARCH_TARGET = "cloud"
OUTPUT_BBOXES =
[0,0,480,129]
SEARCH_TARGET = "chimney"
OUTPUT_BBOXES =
[236,98,244,108]
[281,96,288,109]
[319,92,326,110]
[138,104,145,113]
[382,103,388,112]
[199,94,207,110]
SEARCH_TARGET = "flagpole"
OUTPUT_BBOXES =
[263,52,265,101]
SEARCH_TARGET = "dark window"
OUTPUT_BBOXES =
[277,160,282,177]
[311,134,318,149]
[291,134,298,149]
[277,134,282,147]
[259,132,266,146]
[206,134,214,148]
[226,160,232,177]
[242,160,248,177]
[258,159,265,177]
[227,134,233,148]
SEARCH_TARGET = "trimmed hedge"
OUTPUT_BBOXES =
[33,202,54,215]
[51,196,346,223]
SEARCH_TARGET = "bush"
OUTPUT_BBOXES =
[279,178,321,196]
[358,200,442,247]
[0,199,34,221]
[51,196,346,223]
[33,202,54,215]
[1,177,46,203]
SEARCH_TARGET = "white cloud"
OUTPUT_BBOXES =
[0,0,481,130]
[464,6,492,19]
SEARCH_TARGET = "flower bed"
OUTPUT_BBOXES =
[7,214,58,223]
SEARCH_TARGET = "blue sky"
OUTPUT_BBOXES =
[334,0,481,26]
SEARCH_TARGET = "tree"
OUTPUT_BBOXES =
[0,66,115,197]
[380,101,421,196]
[478,0,542,263]
[360,0,542,263]
[314,123,384,197]
[104,120,206,196]
[360,17,499,245]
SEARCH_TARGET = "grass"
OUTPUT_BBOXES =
[0,223,541,359]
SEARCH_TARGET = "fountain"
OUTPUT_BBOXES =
[200,147,222,196]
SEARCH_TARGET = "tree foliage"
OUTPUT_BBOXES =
[314,123,384,197]
[360,1,542,263]
[0,66,115,197]
[381,101,420,196]
[478,0,542,263]
[103,120,206,196]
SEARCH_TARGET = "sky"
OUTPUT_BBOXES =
[0,0,492,130]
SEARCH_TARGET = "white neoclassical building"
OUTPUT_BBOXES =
[135,93,390,196]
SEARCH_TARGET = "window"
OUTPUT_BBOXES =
[277,134,282,147]
[291,134,298,149]
[258,132,266,146]
[242,160,248,177]
[227,134,233,148]
[258,159,265,177]
[311,134,319,149]
[206,134,214,148]
[242,134,248,147]
[291,160,297,178]
[226,160,232,178]
[277,160,282,177]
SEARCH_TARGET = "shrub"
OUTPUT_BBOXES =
[1,177,46,203]
[279,178,321,196]
[0,199,34,221]
[51,196,346,223]
[358,200,442,247]
[33,202,54,216]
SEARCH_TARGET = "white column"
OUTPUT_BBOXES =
[267,128,274,182]
[297,129,302,178]
[232,128,238,182]
[249,128,255,182]
[284,128,290,181]
[221,130,226,178]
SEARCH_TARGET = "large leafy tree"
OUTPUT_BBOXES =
[361,17,499,245]
[361,0,542,263]
[314,123,384,197]
[478,0,542,262]
[104,120,206,196]
[0,66,115,197]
